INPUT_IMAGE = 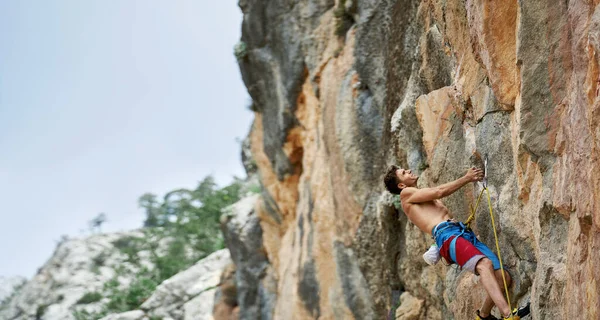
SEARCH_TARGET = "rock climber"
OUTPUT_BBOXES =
[383,165,529,320]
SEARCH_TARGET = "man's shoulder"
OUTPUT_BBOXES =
[400,187,418,196]
[399,187,418,203]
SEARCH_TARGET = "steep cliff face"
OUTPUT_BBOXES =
[235,0,600,319]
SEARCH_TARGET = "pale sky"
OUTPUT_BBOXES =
[0,1,252,278]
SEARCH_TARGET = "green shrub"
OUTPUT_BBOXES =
[102,273,158,313]
[393,195,401,210]
[152,239,190,281]
[334,0,355,37]
[247,102,259,112]
[112,236,143,264]
[92,252,108,268]
[124,277,158,308]
[112,236,135,250]
[247,183,262,194]
[36,304,49,319]
[234,41,248,61]
[88,176,243,316]
[72,308,107,320]
[76,292,103,304]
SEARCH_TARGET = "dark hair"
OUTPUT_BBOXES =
[384,165,403,194]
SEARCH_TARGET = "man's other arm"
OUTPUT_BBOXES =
[401,168,483,203]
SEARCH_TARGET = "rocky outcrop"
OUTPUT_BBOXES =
[98,310,146,320]
[0,276,26,305]
[220,194,276,320]
[212,262,238,320]
[0,232,150,320]
[140,249,230,320]
[101,249,231,320]
[236,0,600,319]
[0,231,231,320]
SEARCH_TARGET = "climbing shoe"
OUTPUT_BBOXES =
[503,301,531,320]
[513,302,530,318]
[475,301,530,320]
[475,310,499,320]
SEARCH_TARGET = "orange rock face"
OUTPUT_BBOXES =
[232,0,600,319]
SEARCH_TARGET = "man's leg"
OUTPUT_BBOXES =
[479,268,512,317]
[475,258,511,317]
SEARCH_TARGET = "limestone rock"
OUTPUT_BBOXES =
[212,263,237,320]
[220,194,276,320]
[140,249,231,320]
[237,0,600,319]
[0,232,149,320]
[0,276,26,304]
[395,292,424,320]
[0,231,230,320]
[99,310,146,320]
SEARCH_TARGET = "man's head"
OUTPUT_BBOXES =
[383,165,419,194]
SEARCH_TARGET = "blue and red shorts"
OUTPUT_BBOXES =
[432,220,501,273]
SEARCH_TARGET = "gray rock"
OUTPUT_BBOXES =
[221,195,275,320]
[517,0,567,160]
[0,276,26,305]
[140,249,231,319]
[233,0,600,318]
[0,231,149,320]
[237,0,307,180]
[99,310,146,320]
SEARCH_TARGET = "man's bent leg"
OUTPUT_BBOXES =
[479,269,512,317]
[495,269,512,290]
[475,258,511,317]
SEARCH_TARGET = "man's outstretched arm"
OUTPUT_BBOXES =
[401,167,483,203]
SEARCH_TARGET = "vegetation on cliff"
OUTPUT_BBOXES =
[72,176,245,320]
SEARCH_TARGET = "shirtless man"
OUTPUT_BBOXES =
[383,165,524,320]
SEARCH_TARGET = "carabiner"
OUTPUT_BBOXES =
[482,154,488,189]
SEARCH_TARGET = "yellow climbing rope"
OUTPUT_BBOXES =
[464,186,513,318]
[485,187,513,318]
[464,188,485,228]
[456,155,517,318]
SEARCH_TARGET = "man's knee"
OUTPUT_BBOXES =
[475,258,493,274]
[495,269,512,286]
